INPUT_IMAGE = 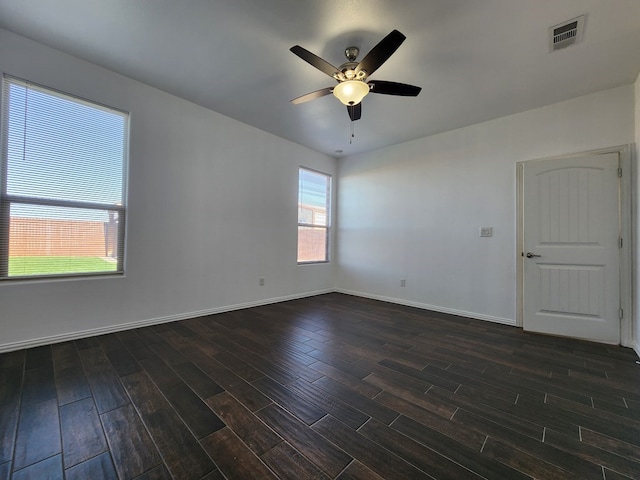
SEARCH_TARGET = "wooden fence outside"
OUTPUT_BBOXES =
[297,227,328,263]
[9,217,117,257]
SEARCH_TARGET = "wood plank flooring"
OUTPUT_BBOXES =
[1,292,639,479]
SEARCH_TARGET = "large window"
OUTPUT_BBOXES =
[298,167,330,263]
[0,76,128,280]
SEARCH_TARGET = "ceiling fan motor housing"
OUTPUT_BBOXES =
[333,61,366,82]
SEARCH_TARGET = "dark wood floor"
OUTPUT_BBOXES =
[1,293,639,479]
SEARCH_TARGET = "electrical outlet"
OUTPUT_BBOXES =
[479,227,493,237]
[400,279,406,287]
[259,277,265,286]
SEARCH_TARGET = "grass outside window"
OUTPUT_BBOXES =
[9,256,118,277]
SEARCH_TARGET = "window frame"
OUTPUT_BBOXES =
[297,166,331,265]
[0,75,129,281]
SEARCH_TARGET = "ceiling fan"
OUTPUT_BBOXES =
[290,30,421,121]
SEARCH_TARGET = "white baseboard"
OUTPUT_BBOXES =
[336,289,517,326]
[0,289,334,353]
[5,288,632,354]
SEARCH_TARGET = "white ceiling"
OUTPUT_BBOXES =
[1,0,639,158]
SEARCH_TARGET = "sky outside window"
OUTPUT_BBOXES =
[5,81,126,221]
[298,168,330,216]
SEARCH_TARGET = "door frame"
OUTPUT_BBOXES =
[516,145,633,346]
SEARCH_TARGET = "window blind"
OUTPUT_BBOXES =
[0,76,129,279]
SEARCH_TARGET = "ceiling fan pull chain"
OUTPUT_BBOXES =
[350,120,355,144]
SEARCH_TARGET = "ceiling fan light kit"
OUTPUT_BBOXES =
[333,80,370,106]
[290,29,422,122]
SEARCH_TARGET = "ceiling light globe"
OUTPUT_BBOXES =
[333,80,369,106]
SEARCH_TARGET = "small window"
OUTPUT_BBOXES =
[298,167,330,263]
[0,76,129,280]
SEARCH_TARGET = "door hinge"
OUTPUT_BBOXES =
[618,237,623,248]
[619,308,624,320]
[617,167,622,178]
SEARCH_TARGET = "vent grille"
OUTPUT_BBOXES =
[550,15,585,51]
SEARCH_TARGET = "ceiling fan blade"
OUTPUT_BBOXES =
[291,87,333,104]
[368,80,421,96]
[290,45,340,79]
[355,30,406,77]
[347,103,361,121]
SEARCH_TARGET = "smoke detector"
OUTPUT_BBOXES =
[549,15,585,51]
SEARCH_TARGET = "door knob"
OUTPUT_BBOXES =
[526,252,541,258]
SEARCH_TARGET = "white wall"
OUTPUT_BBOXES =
[337,85,635,330]
[634,72,640,356]
[0,29,337,351]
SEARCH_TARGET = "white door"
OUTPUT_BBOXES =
[522,153,620,343]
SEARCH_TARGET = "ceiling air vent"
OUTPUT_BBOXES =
[549,15,585,51]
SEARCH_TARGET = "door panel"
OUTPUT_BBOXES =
[522,153,620,343]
